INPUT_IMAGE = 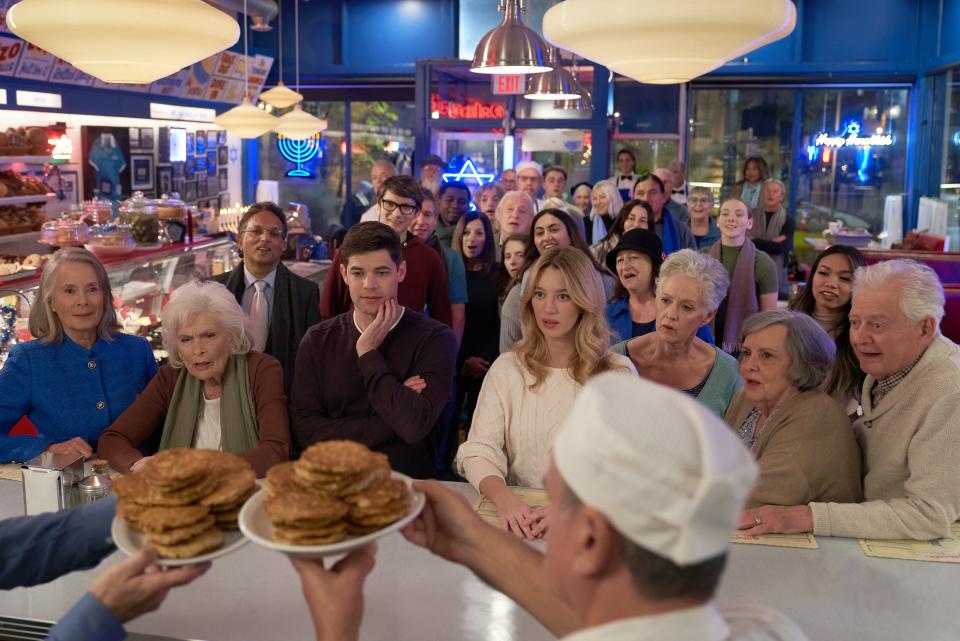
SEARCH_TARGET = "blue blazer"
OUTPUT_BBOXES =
[605,296,715,345]
[0,333,157,462]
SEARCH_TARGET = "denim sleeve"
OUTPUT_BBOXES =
[46,593,125,641]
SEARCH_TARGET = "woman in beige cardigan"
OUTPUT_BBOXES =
[725,310,862,508]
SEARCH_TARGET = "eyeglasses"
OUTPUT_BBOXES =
[380,198,419,216]
[242,225,285,239]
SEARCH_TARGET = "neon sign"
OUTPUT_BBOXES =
[49,135,72,163]
[813,121,892,148]
[442,158,495,185]
[430,92,506,119]
[278,134,322,178]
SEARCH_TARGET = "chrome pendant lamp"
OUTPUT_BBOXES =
[524,46,580,100]
[214,0,278,138]
[274,0,327,140]
[7,0,239,84]
[470,0,551,75]
[543,0,797,84]
[259,0,303,109]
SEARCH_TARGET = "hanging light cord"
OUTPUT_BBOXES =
[243,0,249,99]
[277,0,284,84]
[294,0,301,92]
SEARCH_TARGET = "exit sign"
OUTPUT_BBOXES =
[492,74,526,95]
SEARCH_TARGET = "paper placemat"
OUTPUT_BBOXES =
[859,523,960,563]
[730,532,819,549]
[474,487,548,526]
[0,463,22,482]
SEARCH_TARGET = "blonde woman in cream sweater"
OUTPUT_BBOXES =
[456,246,635,540]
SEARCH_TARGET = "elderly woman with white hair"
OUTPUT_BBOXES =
[612,249,740,417]
[0,247,157,463]
[725,310,862,508]
[99,280,290,477]
[750,178,794,274]
[587,180,624,244]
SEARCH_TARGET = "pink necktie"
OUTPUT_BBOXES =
[249,280,268,352]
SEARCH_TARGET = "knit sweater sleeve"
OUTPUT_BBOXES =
[810,390,960,540]
[97,366,176,472]
[0,344,54,462]
[456,355,514,489]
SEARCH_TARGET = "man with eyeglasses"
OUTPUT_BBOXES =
[322,175,453,328]
[214,201,320,394]
[435,180,472,247]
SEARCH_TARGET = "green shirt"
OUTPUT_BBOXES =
[710,244,778,295]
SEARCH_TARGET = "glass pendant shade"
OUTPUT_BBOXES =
[524,47,580,100]
[7,0,239,84]
[214,97,278,139]
[274,104,328,140]
[260,81,303,109]
[471,0,551,75]
[543,0,796,84]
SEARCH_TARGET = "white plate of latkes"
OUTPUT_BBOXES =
[112,516,248,567]
[238,472,425,559]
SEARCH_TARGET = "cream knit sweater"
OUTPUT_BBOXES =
[457,351,635,490]
[810,335,960,540]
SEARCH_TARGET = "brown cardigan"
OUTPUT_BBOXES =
[98,351,290,477]
[724,389,862,508]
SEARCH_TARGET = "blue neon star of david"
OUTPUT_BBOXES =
[443,158,495,185]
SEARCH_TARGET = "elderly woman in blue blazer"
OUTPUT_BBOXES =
[0,247,157,462]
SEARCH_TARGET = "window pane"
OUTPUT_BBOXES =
[798,88,908,234]
[610,139,680,178]
[349,100,416,195]
[614,80,681,134]
[939,69,960,250]
[520,129,592,188]
[257,102,345,231]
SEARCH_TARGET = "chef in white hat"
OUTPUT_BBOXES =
[292,372,774,641]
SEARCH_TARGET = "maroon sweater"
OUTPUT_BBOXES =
[319,235,453,326]
[290,309,456,478]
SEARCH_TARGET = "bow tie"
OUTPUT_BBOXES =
[620,175,633,181]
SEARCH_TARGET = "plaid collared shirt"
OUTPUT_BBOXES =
[870,358,922,408]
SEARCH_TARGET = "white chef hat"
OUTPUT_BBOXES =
[515,160,543,177]
[553,372,757,565]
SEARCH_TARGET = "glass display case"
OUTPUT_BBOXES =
[0,237,236,368]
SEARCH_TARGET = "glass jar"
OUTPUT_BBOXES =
[157,192,187,221]
[39,214,90,246]
[83,198,115,225]
[86,223,135,257]
[120,191,159,246]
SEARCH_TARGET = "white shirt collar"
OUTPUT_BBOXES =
[243,265,278,290]
[352,306,406,335]
[562,604,730,641]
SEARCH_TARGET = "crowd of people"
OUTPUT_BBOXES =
[0,149,958,641]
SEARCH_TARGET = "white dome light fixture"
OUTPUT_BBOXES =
[471,0,551,75]
[214,0,277,139]
[542,0,797,85]
[273,0,326,140]
[259,0,303,109]
[524,47,581,100]
[7,0,239,85]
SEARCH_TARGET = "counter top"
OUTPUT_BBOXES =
[0,479,956,641]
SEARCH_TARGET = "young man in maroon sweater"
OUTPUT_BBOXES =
[320,175,453,327]
[292,222,457,478]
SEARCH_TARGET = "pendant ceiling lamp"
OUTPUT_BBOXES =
[471,0,551,75]
[555,73,593,111]
[524,47,580,100]
[214,0,277,138]
[274,0,327,140]
[6,0,239,84]
[543,0,796,84]
[259,0,302,109]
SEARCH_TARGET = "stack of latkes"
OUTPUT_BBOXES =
[113,449,257,558]
[263,440,411,545]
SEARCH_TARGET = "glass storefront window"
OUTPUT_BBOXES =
[520,129,591,187]
[797,88,908,235]
[610,139,680,179]
[349,100,416,196]
[257,101,346,232]
[939,68,960,249]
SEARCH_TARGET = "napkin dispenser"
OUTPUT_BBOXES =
[21,452,85,515]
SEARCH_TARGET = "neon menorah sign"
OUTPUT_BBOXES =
[278,134,322,178]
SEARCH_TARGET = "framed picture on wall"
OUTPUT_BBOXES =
[207,131,218,148]
[185,156,196,177]
[52,169,81,206]
[139,128,154,151]
[129,127,140,149]
[81,126,132,201]
[196,171,208,198]
[207,173,218,197]
[183,179,196,202]
[185,132,195,155]
[172,177,185,196]
[130,155,154,191]
[196,132,206,155]
[218,168,228,192]
[218,146,228,166]
[157,166,173,195]
[172,161,184,179]
[218,130,227,145]
[206,149,217,171]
